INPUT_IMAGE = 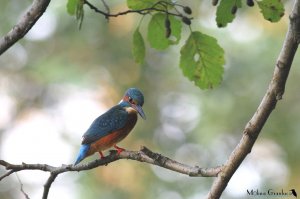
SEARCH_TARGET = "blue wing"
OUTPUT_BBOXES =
[81,105,128,145]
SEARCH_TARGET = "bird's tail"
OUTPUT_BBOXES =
[74,144,90,165]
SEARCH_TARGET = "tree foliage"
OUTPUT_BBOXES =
[66,0,285,90]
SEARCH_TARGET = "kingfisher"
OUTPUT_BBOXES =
[74,88,146,165]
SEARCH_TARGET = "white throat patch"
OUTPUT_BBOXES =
[125,106,137,113]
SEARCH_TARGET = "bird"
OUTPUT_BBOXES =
[290,189,297,198]
[74,88,146,165]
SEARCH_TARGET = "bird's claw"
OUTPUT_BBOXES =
[113,145,125,155]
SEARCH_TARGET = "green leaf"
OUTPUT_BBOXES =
[132,28,146,64]
[147,13,182,50]
[216,0,241,27]
[67,0,78,15]
[180,31,225,89]
[257,0,285,22]
[67,0,84,28]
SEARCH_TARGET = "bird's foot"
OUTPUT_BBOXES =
[98,151,105,159]
[113,145,125,155]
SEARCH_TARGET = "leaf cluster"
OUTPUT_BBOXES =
[215,0,285,27]
[66,0,285,89]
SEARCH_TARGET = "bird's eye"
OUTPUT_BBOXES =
[128,97,133,103]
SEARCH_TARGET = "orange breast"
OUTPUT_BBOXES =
[88,112,137,156]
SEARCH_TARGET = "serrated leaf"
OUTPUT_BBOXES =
[180,31,225,89]
[257,0,284,22]
[132,28,146,64]
[147,13,182,50]
[216,0,241,27]
[67,0,78,15]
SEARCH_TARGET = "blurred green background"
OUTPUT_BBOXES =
[0,0,299,199]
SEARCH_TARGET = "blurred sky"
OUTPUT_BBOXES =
[0,0,300,199]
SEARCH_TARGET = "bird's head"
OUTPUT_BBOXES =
[119,88,146,120]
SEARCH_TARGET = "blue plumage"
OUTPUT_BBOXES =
[126,88,144,106]
[73,88,146,165]
[81,105,128,145]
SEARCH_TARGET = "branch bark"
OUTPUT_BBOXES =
[207,1,300,198]
[0,146,223,199]
[0,0,51,55]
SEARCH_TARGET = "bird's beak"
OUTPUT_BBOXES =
[132,104,146,120]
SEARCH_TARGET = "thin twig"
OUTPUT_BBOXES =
[84,0,186,18]
[0,170,15,181]
[16,173,30,199]
[100,0,110,20]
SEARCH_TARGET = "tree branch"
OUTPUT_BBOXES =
[84,0,190,19]
[43,173,57,199]
[207,1,300,198]
[0,146,223,199]
[0,170,15,181]
[0,0,51,55]
[16,173,31,199]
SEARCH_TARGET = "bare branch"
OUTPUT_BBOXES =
[100,0,110,20]
[0,146,223,199]
[84,0,188,19]
[0,147,222,177]
[0,0,51,55]
[42,173,57,199]
[0,170,15,181]
[207,1,300,198]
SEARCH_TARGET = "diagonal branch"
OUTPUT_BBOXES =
[0,146,223,199]
[16,173,31,199]
[207,1,300,198]
[0,170,15,181]
[0,0,51,55]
